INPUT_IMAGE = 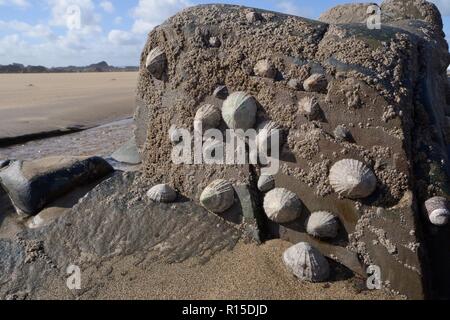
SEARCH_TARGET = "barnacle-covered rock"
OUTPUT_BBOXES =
[263,188,303,223]
[306,211,339,239]
[147,184,177,203]
[425,196,450,226]
[145,47,167,80]
[222,92,258,130]
[200,179,235,213]
[329,159,377,199]
[283,242,330,282]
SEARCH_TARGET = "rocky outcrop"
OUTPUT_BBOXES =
[133,1,450,299]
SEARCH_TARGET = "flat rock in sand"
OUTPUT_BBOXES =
[0,156,113,216]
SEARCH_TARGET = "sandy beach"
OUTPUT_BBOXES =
[0,72,138,142]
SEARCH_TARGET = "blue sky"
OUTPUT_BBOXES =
[0,0,449,67]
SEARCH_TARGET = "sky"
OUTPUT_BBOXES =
[0,0,449,67]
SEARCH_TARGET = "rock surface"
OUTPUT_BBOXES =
[111,137,142,165]
[0,171,243,299]
[132,1,450,299]
[0,156,113,215]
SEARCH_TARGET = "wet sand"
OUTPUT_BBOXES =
[37,240,397,300]
[0,72,138,141]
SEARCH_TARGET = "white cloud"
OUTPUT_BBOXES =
[100,0,114,13]
[0,20,55,39]
[0,0,30,8]
[131,0,191,34]
[47,0,101,29]
[114,16,123,24]
[276,1,315,19]
[430,0,450,16]
[108,29,141,46]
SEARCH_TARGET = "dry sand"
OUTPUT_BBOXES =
[0,72,138,140]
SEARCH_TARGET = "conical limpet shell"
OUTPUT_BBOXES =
[425,196,450,226]
[194,104,221,133]
[257,174,275,192]
[222,92,257,130]
[303,73,328,92]
[283,242,330,282]
[263,188,303,223]
[200,179,235,213]
[213,85,229,100]
[298,96,322,121]
[329,159,376,199]
[145,47,167,80]
[256,120,280,153]
[254,60,277,79]
[147,184,177,203]
[306,211,339,239]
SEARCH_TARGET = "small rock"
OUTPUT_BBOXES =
[111,137,142,165]
[0,156,113,215]
[333,125,352,142]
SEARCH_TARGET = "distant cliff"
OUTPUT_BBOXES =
[0,61,139,73]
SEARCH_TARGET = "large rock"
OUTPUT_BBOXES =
[134,2,450,299]
[0,156,113,216]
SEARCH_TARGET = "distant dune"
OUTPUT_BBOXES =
[0,61,139,74]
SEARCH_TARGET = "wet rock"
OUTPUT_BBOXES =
[0,156,113,216]
[0,171,243,299]
[111,137,142,165]
[134,2,450,299]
